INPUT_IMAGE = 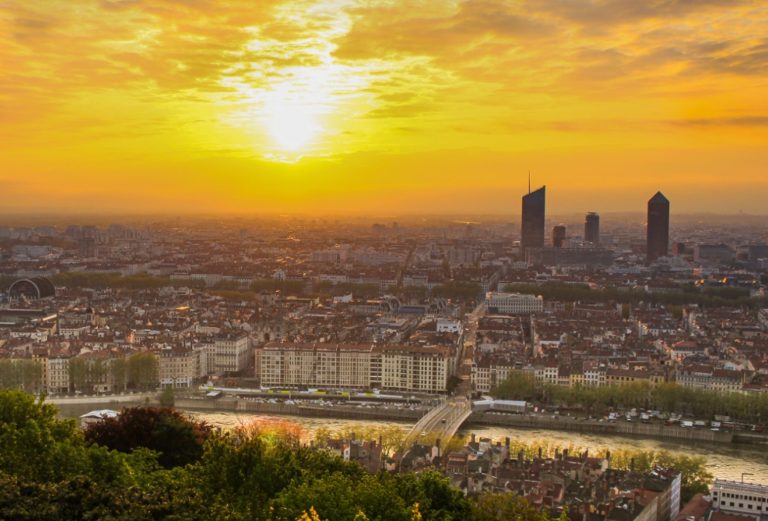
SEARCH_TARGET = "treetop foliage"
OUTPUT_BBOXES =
[0,389,711,520]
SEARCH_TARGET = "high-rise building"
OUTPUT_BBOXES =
[584,212,600,244]
[521,186,545,255]
[647,191,670,262]
[79,237,96,259]
[552,225,566,248]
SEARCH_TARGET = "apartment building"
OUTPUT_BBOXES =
[712,479,768,519]
[212,333,250,374]
[158,347,201,388]
[676,366,744,393]
[42,356,67,394]
[255,342,453,393]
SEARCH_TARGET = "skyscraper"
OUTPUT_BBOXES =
[584,212,600,244]
[552,225,566,248]
[521,186,546,255]
[647,191,670,262]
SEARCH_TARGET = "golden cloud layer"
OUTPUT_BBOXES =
[1,0,767,214]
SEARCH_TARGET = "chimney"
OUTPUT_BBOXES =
[538,447,543,459]
[630,458,635,472]
[471,433,476,444]
[563,448,569,460]
[505,437,511,449]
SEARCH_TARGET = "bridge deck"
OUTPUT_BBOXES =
[403,398,472,452]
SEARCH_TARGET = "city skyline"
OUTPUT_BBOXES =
[2,1,768,215]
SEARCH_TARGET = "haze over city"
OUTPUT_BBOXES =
[2,0,768,215]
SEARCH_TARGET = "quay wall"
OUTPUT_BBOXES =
[177,398,751,445]
[176,398,423,422]
[466,412,735,444]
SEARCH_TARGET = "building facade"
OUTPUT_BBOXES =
[213,333,250,374]
[521,186,546,256]
[552,225,566,248]
[486,292,544,314]
[158,347,201,388]
[255,342,453,393]
[712,479,768,518]
[647,191,670,262]
[585,212,600,244]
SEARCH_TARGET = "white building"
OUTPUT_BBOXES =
[486,292,543,315]
[46,356,70,394]
[255,342,454,393]
[436,318,462,334]
[213,334,251,374]
[712,479,768,518]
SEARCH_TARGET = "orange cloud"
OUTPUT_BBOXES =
[1,0,767,215]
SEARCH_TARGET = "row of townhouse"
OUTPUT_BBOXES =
[0,333,252,393]
[675,365,745,393]
[471,360,669,394]
[254,342,456,393]
[473,358,753,395]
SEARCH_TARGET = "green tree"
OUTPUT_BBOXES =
[394,471,472,521]
[159,386,176,407]
[0,390,128,484]
[111,357,128,392]
[85,407,211,469]
[127,352,159,391]
[493,370,538,401]
[68,358,88,392]
[472,492,549,521]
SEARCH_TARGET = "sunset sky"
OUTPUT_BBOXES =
[1,0,767,215]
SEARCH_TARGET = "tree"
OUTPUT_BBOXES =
[446,375,462,394]
[84,407,211,468]
[127,352,159,391]
[111,357,127,392]
[472,492,549,521]
[654,452,713,502]
[275,472,364,521]
[68,358,88,393]
[0,390,128,484]
[0,359,43,393]
[493,370,538,401]
[158,386,175,407]
[394,471,472,521]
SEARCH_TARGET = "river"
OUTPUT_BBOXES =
[190,410,768,484]
[57,403,768,484]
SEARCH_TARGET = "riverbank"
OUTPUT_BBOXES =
[47,393,157,405]
[468,411,737,444]
[180,410,768,484]
[175,397,767,446]
[175,397,425,422]
[52,394,768,447]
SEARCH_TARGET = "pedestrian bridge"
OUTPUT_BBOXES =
[403,397,473,452]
